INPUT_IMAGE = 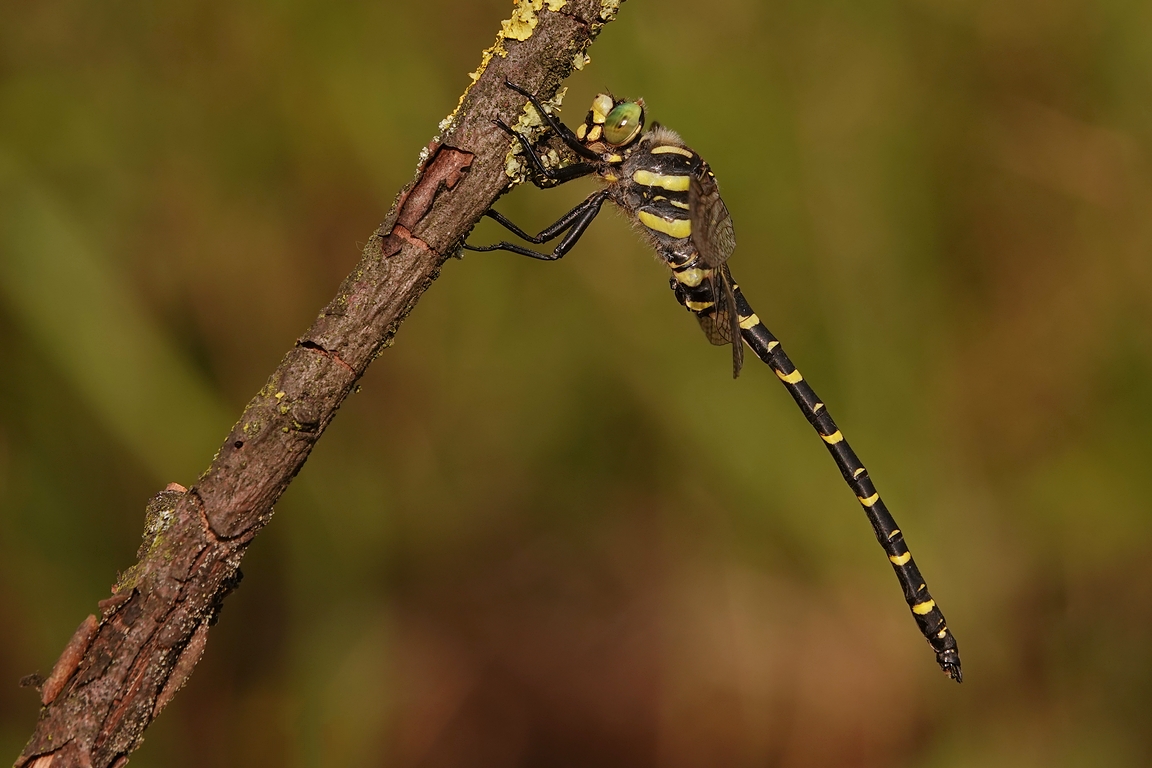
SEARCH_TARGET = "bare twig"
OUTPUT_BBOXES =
[15,2,624,765]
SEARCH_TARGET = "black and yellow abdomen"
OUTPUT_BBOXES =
[466,81,962,682]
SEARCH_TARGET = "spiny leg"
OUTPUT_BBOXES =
[503,79,601,161]
[730,285,962,682]
[494,118,597,189]
[464,189,609,261]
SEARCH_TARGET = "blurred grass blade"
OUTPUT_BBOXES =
[0,154,229,482]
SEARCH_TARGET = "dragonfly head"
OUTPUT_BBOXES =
[576,93,645,153]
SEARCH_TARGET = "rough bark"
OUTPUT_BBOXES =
[15,2,624,766]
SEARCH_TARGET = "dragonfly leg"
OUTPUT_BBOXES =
[731,282,962,682]
[492,118,596,189]
[503,80,601,161]
[464,189,609,261]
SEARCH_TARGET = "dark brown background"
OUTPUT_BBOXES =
[2,0,1150,766]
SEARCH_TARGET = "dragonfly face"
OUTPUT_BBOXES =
[573,93,646,155]
[464,81,963,683]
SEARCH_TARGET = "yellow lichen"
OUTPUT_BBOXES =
[600,0,621,21]
[503,87,568,183]
[466,46,500,86]
[503,0,568,40]
[440,0,569,141]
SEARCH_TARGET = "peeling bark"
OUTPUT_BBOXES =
[15,2,624,765]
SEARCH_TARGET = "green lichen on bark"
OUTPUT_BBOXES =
[114,487,185,592]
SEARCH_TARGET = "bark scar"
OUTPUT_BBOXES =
[389,144,474,254]
[28,754,58,768]
[42,615,99,705]
[153,620,210,717]
[21,742,78,768]
[98,591,134,619]
[297,339,357,374]
[391,224,433,253]
[190,488,221,543]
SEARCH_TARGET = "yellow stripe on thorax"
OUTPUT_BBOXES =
[650,145,694,158]
[637,210,691,238]
[632,169,691,191]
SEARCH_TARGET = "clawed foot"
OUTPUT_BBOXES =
[491,118,516,136]
[503,78,533,99]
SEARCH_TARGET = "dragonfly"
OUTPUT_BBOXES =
[464,80,962,682]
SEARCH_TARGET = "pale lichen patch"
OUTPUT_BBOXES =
[600,0,622,21]
[503,87,568,183]
[439,0,569,142]
[503,0,567,42]
[143,501,175,542]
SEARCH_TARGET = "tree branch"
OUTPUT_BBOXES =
[15,2,624,765]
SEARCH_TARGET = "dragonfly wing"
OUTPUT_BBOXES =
[688,169,742,375]
[689,173,737,268]
[695,312,731,346]
[718,265,744,378]
[692,265,744,377]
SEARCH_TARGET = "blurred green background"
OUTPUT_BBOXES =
[3,0,1151,766]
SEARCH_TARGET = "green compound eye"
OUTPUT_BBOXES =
[603,102,643,146]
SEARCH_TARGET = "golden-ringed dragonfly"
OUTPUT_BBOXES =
[465,81,962,682]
